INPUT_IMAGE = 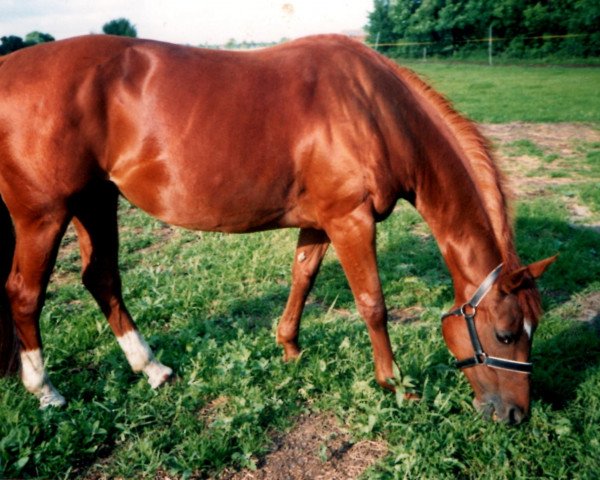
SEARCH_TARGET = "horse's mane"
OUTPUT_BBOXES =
[389,62,547,321]
[337,38,544,320]
[386,61,518,267]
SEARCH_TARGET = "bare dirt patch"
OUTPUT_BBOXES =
[480,123,600,230]
[389,306,425,324]
[481,122,600,196]
[220,413,387,480]
[481,123,599,154]
[574,291,600,335]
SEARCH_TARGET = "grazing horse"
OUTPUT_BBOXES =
[0,35,554,423]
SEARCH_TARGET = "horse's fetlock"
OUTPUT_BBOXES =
[376,373,395,392]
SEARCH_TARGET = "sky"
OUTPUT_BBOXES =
[1,0,373,45]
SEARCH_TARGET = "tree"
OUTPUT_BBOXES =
[25,31,55,44]
[102,18,137,37]
[0,36,26,55]
[365,0,599,59]
[366,0,397,51]
[0,31,55,55]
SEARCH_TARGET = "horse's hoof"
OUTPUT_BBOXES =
[282,349,301,362]
[144,362,173,389]
[283,345,302,362]
[403,392,420,401]
[39,390,66,409]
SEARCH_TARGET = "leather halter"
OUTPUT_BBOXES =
[441,264,533,374]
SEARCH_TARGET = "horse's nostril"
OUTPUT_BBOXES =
[507,405,526,425]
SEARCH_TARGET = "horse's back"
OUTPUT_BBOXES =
[0,35,402,231]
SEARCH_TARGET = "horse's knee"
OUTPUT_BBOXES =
[290,268,313,292]
[356,294,387,328]
[5,273,40,319]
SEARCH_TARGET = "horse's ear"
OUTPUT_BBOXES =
[500,255,558,294]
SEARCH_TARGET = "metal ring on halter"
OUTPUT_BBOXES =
[460,303,477,318]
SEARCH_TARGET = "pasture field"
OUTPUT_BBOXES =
[403,61,600,123]
[1,64,599,479]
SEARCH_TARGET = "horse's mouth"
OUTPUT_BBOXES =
[473,397,495,420]
[473,397,527,425]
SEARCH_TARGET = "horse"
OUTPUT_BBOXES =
[0,34,555,423]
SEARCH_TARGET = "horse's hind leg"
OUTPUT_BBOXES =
[325,207,395,390]
[277,228,330,360]
[72,182,172,388]
[6,210,70,408]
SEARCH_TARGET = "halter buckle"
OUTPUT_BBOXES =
[475,352,488,364]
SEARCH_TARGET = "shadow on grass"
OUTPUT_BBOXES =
[533,323,600,409]
[156,209,600,411]
[514,215,600,408]
[17,209,595,480]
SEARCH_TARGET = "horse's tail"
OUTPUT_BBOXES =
[0,195,18,375]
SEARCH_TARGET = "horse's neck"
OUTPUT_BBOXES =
[410,141,507,304]
[375,61,519,303]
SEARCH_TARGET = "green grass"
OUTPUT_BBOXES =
[505,139,546,158]
[3,188,599,479]
[401,61,600,123]
[1,64,599,478]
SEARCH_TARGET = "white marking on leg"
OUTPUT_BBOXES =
[20,349,66,408]
[117,330,172,388]
[144,361,173,389]
[117,330,152,371]
[524,319,533,339]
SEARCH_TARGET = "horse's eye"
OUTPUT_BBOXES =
[495,331,518,345]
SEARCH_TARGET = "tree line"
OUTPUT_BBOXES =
[366,0,599,59]
[0,18,137,55]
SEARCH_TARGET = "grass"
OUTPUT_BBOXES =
[1,65,599,479]
[401,61,600,123]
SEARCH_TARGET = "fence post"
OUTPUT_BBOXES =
[488,24,493,66]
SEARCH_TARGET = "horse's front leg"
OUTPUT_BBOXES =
[276,228,329,360]
[325,207,396,390]
[73,183,172,389]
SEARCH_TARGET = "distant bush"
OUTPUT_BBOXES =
[0,32,54,55]
[366,0,600,60]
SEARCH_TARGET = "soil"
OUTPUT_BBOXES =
[481,122,600,197]
[574,291,600,336]
[219,413,387,480]
[483,122,600,231]
[481,122,599,154]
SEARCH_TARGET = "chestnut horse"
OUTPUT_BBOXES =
[0,35,554,423]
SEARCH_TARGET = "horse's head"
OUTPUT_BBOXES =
[441,256,556,425]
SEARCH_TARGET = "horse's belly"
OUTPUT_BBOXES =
[113,167,303,233]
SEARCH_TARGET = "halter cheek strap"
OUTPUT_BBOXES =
[441,264,533,374]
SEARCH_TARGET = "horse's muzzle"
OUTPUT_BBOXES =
[474,396,528,425]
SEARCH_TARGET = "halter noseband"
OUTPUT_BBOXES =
[441,264,532,374]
